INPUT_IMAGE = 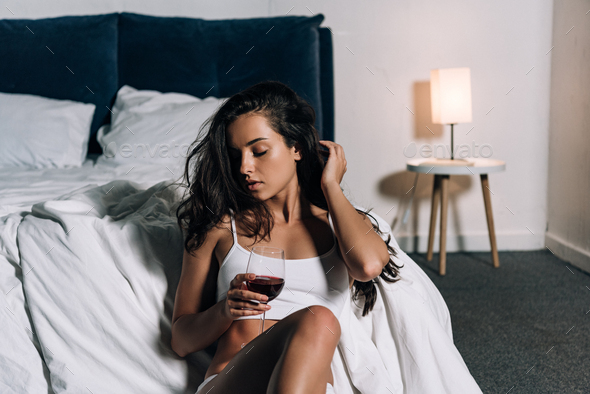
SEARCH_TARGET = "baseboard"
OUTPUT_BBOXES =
[393,231,546,254]
[545,232,590,274]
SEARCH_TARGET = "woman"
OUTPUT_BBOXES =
[171,81,402,394]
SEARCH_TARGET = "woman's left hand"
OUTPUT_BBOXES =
[318,140,347,190]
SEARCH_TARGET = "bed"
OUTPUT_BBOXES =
[0,11,482,394]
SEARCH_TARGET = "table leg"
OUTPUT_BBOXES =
[480,174,500,268]
[427,175,441,261]
[439,175,450,276]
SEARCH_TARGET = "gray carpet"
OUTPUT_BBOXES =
[407,250,590,394]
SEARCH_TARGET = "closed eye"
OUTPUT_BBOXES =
[229,151,267,161]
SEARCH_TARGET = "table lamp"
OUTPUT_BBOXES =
[430,67,472,165]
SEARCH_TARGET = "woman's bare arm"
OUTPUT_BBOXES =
[172,299,233,357]
[322,182,391,281]
[171,221,233,357]
[318,140,390,281]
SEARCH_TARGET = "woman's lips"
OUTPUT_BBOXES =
[247,182,262,191]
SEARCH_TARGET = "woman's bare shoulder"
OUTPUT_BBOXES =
[210,212,231,232]
[186,214,231,258]
[211,212,233,245]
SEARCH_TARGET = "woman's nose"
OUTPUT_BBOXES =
[240,154,254,174]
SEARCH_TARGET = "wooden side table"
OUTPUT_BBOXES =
[406,158,506,275]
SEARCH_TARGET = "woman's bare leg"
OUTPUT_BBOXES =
[267,305,340,393]
[198,305,341,394]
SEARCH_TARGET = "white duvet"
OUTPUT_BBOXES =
[331,211,483,393]
[1,178,482,393]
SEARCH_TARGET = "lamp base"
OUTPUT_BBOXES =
[423,158,474,166]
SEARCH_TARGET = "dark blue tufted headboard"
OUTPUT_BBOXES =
[0,12,334,155]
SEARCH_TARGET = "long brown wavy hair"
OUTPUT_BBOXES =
[175,80,403,317]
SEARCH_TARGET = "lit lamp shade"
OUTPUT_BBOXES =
[430,67,472,124]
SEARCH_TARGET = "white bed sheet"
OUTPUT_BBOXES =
[1,211,52,393]
[0,158,183,393]
[328,208,482,393]
[0,156,181,216]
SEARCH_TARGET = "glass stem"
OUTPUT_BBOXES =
[262,310,266,332]
[259,305,266,335]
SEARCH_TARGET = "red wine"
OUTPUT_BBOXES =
[247,275,285,302]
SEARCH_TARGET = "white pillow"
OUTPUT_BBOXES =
[97,85,226,173]
[0,92,95,169]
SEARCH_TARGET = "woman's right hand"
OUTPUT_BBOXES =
[223,273,271,320]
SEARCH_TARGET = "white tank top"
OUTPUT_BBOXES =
[216,209,350,320]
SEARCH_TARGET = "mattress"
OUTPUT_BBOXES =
[0,155,180,215]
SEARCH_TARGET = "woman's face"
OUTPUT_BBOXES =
[226,113,301,199]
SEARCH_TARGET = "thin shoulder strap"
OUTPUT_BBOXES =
[229,208,238,243]
[327,212,337,243]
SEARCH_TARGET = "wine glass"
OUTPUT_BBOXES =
[245,246,285,335]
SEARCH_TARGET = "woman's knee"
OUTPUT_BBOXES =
[296,305,341,342]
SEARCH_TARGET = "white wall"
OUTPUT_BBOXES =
[2,0,555,254]
[545,0,590,273]
[272,0,554,254]
[0,0,268,19]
